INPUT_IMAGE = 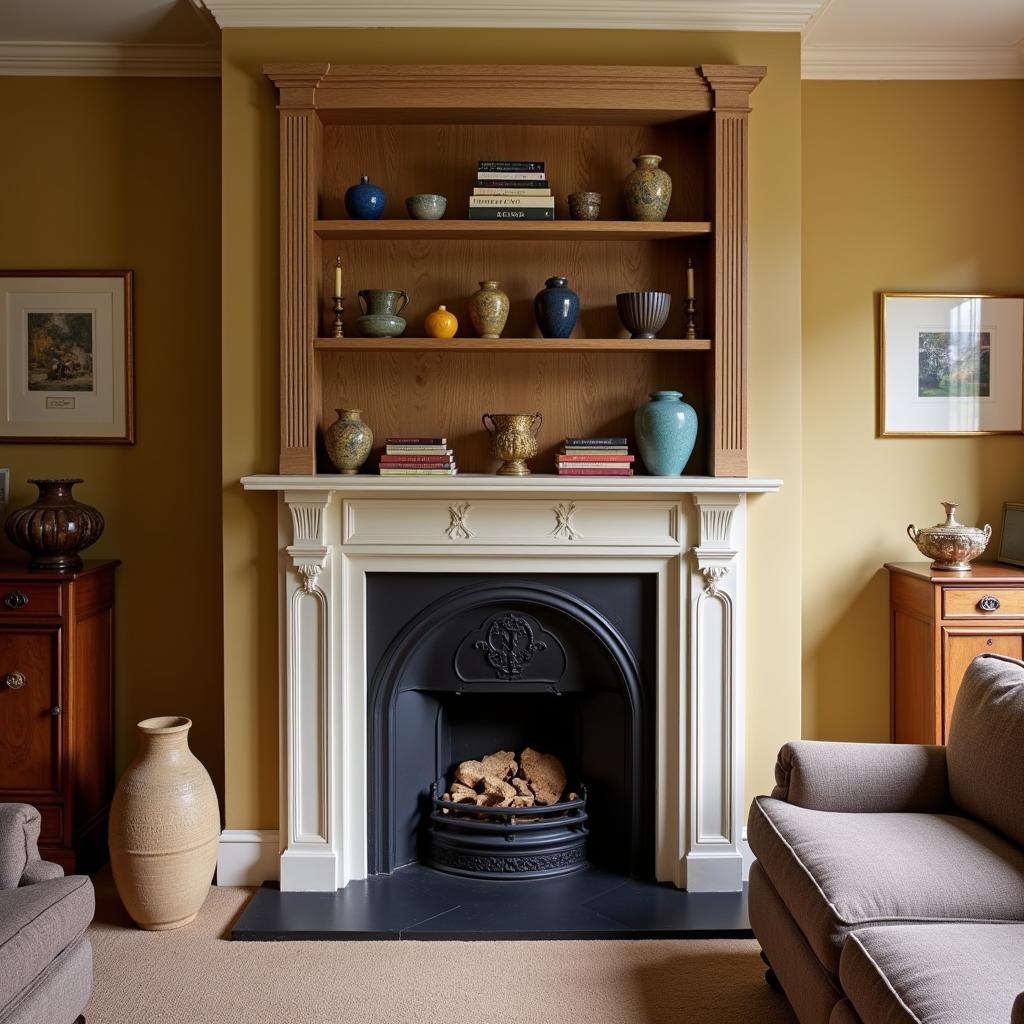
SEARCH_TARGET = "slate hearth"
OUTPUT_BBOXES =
[231,865,751,941]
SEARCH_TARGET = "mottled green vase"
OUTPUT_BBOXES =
[325,409,373,474]
[624,154,672,222]
[469,280,510,339]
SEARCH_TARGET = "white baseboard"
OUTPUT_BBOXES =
[216,830,280,886]
[741,827,753,882]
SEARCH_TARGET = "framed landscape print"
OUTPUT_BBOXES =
[0,271,134,444]
[879,293,1024,436]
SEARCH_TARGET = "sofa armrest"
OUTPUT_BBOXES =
[0,803,64,889]
[772,741,949,813]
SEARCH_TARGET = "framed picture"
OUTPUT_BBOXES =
[879,292,1024,437]
[0,270,134,444]
[999,503,1024,567]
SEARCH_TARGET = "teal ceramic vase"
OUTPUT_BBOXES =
[634,390,697,476]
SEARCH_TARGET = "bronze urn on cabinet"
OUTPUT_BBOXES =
[4,478,105,570]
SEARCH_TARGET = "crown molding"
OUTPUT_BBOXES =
[200,0,821,31]
[802,44,1024,80]
[0,42,220,77]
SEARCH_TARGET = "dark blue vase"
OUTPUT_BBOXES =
[345,175,386,220]
[534,276,580,338]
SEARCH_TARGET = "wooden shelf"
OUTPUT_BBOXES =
[314,336,711,352]
[313,220,712,242]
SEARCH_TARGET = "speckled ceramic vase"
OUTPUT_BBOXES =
[534,276,580,339]
[635,390,697,476]
[109,717,219,931]
[345,175,386,219]
[469,280,510,339]
[624,155,672,222]
[324,408,373,474]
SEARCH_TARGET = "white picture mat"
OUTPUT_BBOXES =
[883,295,1023,434]
[1,276,126,438]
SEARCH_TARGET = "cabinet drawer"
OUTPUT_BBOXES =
[943,587,1024,619]
[0,584,61,619]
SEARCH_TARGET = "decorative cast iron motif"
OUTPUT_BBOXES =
[550,502,582,541]
[430,845,587,875]
[445,502,473,540]
[473,612,548,680]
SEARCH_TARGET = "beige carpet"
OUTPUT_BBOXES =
[86,872,796,1024]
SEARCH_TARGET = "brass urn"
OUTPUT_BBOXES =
[907,501,991,571]
[482,412,543,476]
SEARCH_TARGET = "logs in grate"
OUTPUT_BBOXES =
[427,748,589,879]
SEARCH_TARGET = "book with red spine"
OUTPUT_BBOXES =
[556,467,633,476]
[557,454,634,463]
[379,455,454,464]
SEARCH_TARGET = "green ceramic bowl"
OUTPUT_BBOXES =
[405,194,447,220]
[358,313,406,338]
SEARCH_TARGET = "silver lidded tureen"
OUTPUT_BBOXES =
[907,501,991,571]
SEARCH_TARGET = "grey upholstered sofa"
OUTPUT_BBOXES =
[749,652,1024,1024]
[0,804,93,1024]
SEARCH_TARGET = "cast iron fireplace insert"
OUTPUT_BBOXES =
[365,573,657,880]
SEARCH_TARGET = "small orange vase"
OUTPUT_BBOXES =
[425,304,458,339]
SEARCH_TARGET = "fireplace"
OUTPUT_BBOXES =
[228,476,781,895]
[365,575,656,880]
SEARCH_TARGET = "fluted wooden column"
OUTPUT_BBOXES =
[700,65,764,479]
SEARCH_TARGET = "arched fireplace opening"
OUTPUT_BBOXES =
[366,575,656,880]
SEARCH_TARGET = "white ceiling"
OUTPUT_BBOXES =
[0,0,1021,78]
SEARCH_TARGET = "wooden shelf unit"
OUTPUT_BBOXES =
[265,63,764,477]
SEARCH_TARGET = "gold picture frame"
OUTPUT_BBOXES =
[879,292,1024,437]
[0,270,134,444]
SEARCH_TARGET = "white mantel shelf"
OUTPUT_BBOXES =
[242,473,783,495]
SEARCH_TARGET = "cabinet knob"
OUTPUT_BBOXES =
[4,671,26,690]
[978,595,1001,612]
[3,590,28,610]
[50,705,61,716]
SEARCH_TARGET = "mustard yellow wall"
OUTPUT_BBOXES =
[802,81,1024,740]
[221,29,803,828]
[0,78,225,801]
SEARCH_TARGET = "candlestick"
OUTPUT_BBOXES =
[332,295,345,338]
[686,258,694,300]
[334,256,343,298]
[685,297,697,340]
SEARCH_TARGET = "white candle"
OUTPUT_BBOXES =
[334,258,343,298]
[686,260,694,300]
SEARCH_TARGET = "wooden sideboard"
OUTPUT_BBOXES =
[887,561,1024,744]
[0,560,118,872]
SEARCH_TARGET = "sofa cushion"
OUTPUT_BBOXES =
[948,653,1024,848]
[0,805,42,891]
[0,875,94,1010]
[841,923,1024,1024]
[748,796,1024,972]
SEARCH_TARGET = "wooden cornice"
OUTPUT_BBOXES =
[699,65,767,111]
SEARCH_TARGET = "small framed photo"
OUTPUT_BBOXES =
[879,293,1024,436]
[0,271,134,444]
[999,503,1024,567]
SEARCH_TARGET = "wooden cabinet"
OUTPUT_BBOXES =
[0,560,118,872]
[887,562,1024,744]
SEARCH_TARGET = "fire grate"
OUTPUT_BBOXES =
[426,780,589,880]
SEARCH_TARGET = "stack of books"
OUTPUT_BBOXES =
[468,161,554,221]
[556,437,635,477]
[379,437,457,476]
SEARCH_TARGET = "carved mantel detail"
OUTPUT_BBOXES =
[445,502,473,540]
[550,502,582,541]
[700,565,730,596]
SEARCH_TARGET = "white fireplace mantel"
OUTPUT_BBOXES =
[231,473,781,893]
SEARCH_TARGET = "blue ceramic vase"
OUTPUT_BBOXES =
[534,276,580,339]
[345,175,386,220]
[634,390,698,476]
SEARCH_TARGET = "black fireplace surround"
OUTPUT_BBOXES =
[366,573,656,879]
